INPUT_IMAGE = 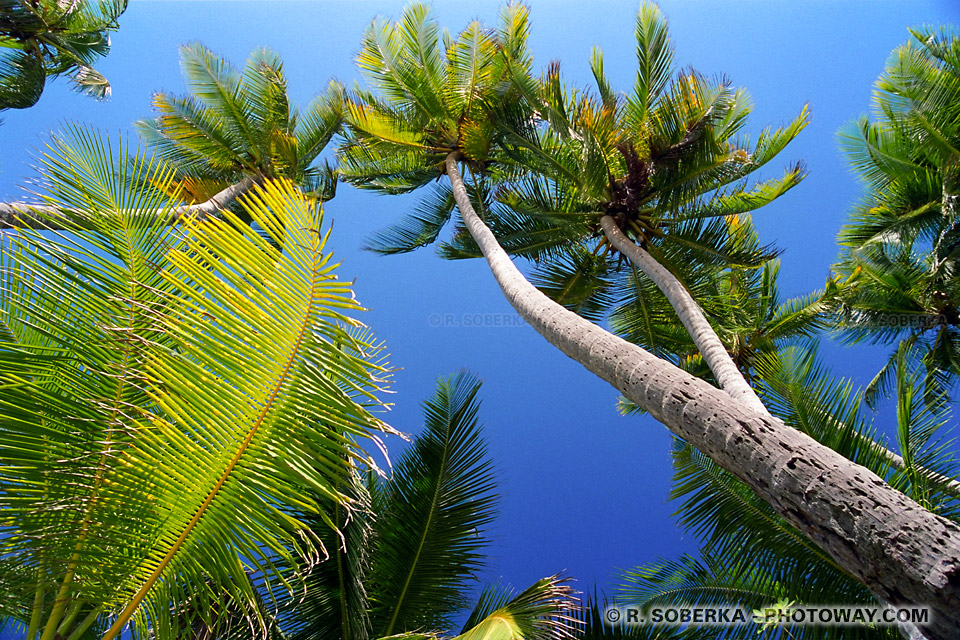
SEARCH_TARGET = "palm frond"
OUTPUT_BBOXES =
[0,127,392,640]
[369,372,497,637]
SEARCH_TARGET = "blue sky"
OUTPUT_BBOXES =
[2,0,959,615]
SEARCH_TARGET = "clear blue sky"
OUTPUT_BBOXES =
[2,0,959,611]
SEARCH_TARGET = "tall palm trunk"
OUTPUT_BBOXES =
[600,215,960,502]
[445,153,960,640]
[599,214,768,414]
[0,176,258,230]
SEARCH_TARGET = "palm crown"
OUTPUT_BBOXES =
[486,4,809,332]
[833,25,960,403]
[338,2,533,193]
[0,0,126,111]
[137,42,343,202]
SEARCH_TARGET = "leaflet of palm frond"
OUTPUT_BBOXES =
[529,247,616,323]
[368,372,497,637]
[890,354,960,520]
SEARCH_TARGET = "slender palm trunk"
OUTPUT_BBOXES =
[599,215,769,414]
[445,153,960,640]
[601,215,960,502]
[0,176,258,230]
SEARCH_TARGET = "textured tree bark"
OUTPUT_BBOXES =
[0,177,258,230]
[599,214,769,415]
[445,154,960,640]
[602,215,960,503]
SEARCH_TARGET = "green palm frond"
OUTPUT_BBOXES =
[529,246,616,323]
[369,372,497,637]
[281,469,374,640]
[0,48,45,109]
[0,127,391,640]
[618,553,896,640]
[452,577,576,640]
[365,184,455,255]
[0,0,126,110]
[890,354,960,518]
[628,3,673,124]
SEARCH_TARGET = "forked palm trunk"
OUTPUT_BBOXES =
[445,153,960,640]
[600,215,960,502]
[599,215,769,415]
[0,176,259,230]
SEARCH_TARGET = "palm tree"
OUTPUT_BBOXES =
[0,0,126,111]
[0,125,393,640]
[137,41,343,203]
[618,346,960,640]
[0,42,342,230]
[193,373,577,640]
[498,3,807,414]
[833,25,960,404]
[338,4,960,636]
[368,5,806,414]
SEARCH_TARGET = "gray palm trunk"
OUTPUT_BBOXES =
[0,177,258,230]
[599,214,769,415]
[446,153,960,640]
[600,215,960,502]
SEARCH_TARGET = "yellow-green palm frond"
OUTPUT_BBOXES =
[0,127,392,640]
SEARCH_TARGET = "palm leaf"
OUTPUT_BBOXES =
[369,372,497,637]
[0,127,392,640]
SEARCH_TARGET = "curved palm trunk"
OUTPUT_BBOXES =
[601,215,960,503]
[445,154,960,640]
[0,176,258,230]
[599,215,769,415]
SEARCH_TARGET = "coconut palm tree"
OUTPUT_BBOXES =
[0,42,342,230]
[618,346,960,640]
[137,41,343,203]
[367,5,807,414]
[833,25,960,404]
[189,373,576,640]
[0,0,126,111]
[338,4,960,636]
[0,125,393,640]
[497,3,806,414]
